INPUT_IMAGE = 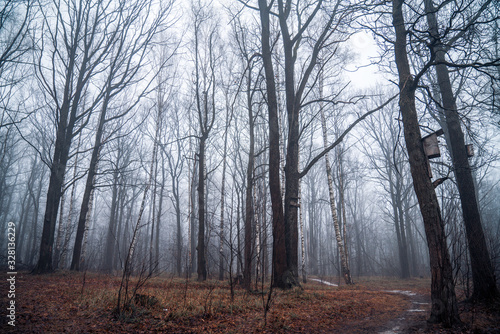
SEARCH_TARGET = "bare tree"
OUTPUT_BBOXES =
[320,104,353,284]
[191,1,219,281]
[0,0,32,83]
[390,0,460,326]
[362,101,413,278]
[32,0,128,273]
[423,0,499,302]
[68,0,172,271]
[252,0,387,288]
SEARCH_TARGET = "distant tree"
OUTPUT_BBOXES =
[190,1,219,281]
[70,0,172,271]
[362,102,413,278]
[0,0,32,83]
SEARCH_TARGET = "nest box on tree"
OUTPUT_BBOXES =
[422,129,444,159]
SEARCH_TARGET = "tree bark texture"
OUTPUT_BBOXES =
[424,0,499,302]
[258,0,288,289]
[392,0,460,326]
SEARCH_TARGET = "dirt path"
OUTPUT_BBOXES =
[377,290,430,333]
[311,280,431,334]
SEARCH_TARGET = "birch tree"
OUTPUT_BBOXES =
[320,105,353,284]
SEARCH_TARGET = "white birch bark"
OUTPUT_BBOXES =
[337,156,351,278]
[299,172,306,283]
[80,185,95,267]
[54,174,66,267]
[320,106,353,285]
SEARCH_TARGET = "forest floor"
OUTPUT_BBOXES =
[1,271,499,333]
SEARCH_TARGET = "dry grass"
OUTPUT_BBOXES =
[1,272,498,333]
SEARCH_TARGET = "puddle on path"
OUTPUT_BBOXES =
[309,278,339,287]
[378,291,430,333]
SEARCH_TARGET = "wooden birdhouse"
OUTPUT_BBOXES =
[421,129,444,159]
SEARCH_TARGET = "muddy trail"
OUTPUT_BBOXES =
[314,279,500,334]
[311,279,431,334]
[376,291,430,334]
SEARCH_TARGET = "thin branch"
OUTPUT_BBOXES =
[299,92,399,178]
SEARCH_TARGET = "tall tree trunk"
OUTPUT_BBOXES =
[396,191,410,278]
[320,107,353,285]
[392,0,460,326]
[79,187,95,269]
[244,68,255,289]
[155,157,165,275]
[389,176,410,278]
[189,155,198,276]
[219,149,227,281]
[71,100,108,271]
[167,149,181,277]
[254,185,261,290]
[33,119,73,273]
[219,92,232,280]
[103,168,119,272]
[298,174,306,283]
[197,136,207,281]
[54,176,66,269]
[149,148,159,275]
[308,173,318,275]
[282,21,300,284]
[424,0,499,302]
[27,168,44,267]
[258,0,288,289]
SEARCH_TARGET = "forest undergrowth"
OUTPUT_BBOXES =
[0,272,498,333]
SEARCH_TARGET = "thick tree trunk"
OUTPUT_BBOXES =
[392,0,460,326]
[282,20,300,285]
[33,117,72,273]
[424,0,499,302]
[283,125,300,285]
[258,0,288,289]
